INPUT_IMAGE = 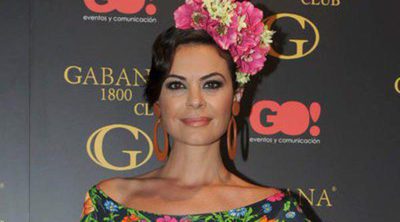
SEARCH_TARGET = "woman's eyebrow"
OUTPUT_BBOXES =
[166,72,226,81]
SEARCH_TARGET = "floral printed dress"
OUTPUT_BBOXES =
[80,184,311,222]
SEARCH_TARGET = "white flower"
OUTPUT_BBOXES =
[236,71,251,86]
[202,0,237,26]
[237,15,247,31]
[261,24,275,47]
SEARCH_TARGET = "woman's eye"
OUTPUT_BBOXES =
[166,80,222,90]
[166,81,185,90]
[204,80,223,89]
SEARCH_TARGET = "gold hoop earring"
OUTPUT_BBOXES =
[153,104,169,161]
[227,101,240,160]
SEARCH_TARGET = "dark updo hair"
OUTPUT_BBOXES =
[143,26,239,108]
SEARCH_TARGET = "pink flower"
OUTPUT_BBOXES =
[156,215,178,222]
[236,1,264,29]
[206,17,238,50]
[186,0,203,7]
[174,0,209,30]
[174,4,195,29]
[266,191,285,202]
[172,0,275,85]
[191,8,209,30]
[179,217,193,222]
[232,43,269,75]
[233,1,264,52]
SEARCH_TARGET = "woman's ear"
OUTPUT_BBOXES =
[153,101,161,117]
[234,87,244,102]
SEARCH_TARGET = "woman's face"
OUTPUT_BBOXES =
[156,44,243,146]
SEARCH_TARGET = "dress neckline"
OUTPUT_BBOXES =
[92,184,287,217]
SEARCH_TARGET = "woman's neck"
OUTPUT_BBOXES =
[155,139,232,187]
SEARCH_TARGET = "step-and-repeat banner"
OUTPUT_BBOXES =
[1,0,399,221]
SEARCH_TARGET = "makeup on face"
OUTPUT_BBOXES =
[164,72,226,91]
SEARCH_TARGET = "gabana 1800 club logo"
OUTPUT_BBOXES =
[83,0,157,15]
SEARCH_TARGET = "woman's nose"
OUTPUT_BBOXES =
[186,85,206,109]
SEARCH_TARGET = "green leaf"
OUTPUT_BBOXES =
[283,201,291,211]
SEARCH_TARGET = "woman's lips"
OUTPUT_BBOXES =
[180,117,212,127]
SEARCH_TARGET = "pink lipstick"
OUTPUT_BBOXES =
[180,117,211,127]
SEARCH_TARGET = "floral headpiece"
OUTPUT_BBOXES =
[174,0,275,86]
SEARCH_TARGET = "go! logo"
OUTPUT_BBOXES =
[249,100,321,136]
[83,0,157,15]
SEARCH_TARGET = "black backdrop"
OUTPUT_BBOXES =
[1,0,399,221]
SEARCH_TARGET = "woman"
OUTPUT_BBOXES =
[80,1,310,221]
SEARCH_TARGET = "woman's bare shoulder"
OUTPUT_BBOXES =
[241,184,282,201]
[212,174,280,203]
[96,177,126,197]
[96,168,161,198]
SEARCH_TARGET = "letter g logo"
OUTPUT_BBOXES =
[395,76,400,94]
[86,124,153,171]
[265,13,320,60]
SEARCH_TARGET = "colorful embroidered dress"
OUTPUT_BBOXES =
[80,184,311,222]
